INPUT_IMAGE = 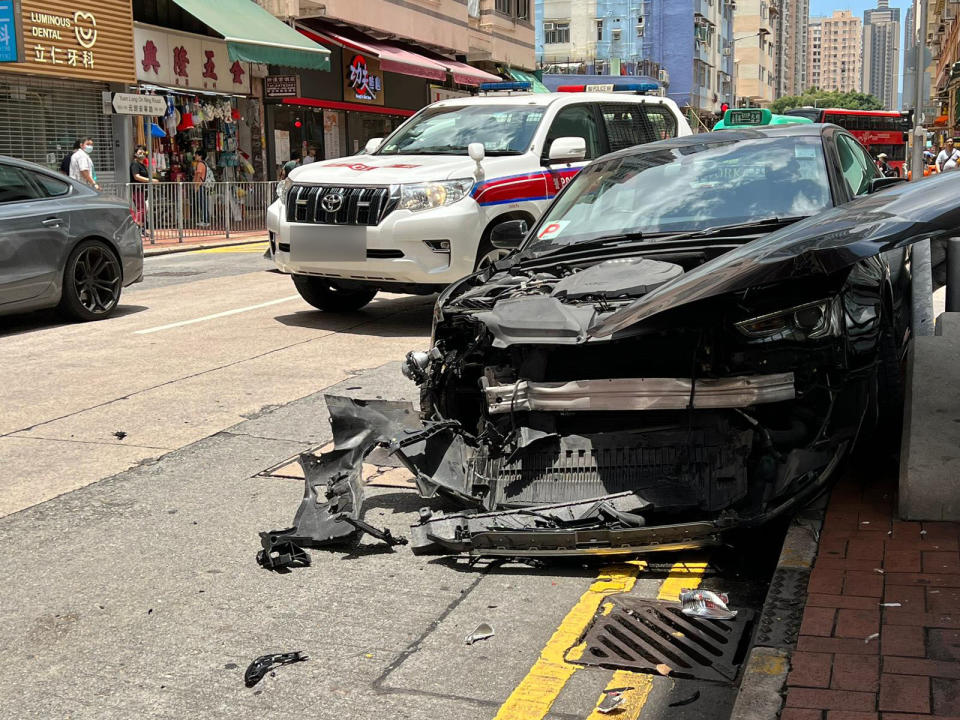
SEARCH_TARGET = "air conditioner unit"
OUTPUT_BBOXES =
[722,47,731,56]
[658,69,669,83]
[657,87,666,97]
[611,28,622,40]
[636,26,644,37]
[544,22,554,30]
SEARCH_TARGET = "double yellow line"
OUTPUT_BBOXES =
[493,559,708,720]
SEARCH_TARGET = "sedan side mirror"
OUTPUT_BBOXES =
[364,138,384,154]
[548,137,586,164]
[869,176,905,193]
[490,219,528,250]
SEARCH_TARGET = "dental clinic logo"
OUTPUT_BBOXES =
[347,54,381,101]
[73,11,97,49]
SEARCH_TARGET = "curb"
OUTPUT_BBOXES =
[143,237,268,257]
[729,496,826,720]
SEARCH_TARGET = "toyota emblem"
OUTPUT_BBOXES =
[321,192,344,213]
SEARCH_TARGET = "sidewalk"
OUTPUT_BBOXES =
[142,230,268,256]
[782,472,960,719]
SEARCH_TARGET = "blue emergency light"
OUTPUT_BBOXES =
[478,81,533,92]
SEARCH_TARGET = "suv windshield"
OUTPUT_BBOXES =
[377,104,545,156]
[525,135,832,255]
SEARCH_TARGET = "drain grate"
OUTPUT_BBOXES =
[568,594,754,682]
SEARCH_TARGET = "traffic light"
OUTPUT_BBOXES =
[720,102,730,114]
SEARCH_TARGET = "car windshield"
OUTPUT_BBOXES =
[377,104,545,156]
[525,135,833,255]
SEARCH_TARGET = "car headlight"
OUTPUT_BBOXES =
[735,297,842,342]
[276,178,293,204]
[399,179,474,212]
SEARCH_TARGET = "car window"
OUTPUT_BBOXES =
[31,171,71,197]
[0,164,45,204]
[599,104,654,152]
[836,134,877,197]
[644,105,679,140]
[545,104,602,160]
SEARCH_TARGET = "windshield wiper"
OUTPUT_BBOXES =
[683,216,807,238]
[522,232,649,259]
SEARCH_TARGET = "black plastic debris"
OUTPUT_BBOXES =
[244,652,308,688]
[669,690,701,707]
[113,431,127,440]
[256,540,311,571]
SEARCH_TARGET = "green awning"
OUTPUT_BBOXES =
[506,69,550,93]
[171,0,330,71]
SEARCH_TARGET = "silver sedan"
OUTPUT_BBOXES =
[0,155,143,321]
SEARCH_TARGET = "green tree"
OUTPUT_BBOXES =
[770,89,885,114]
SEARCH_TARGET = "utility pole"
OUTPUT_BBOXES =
[910,0,935,335]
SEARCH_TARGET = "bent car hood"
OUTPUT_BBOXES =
[288,154,485,184]
[589,173,960,338]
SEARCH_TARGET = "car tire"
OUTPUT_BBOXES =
[58,239,123,321]
[292,275,377,312]
[474,238,510,271]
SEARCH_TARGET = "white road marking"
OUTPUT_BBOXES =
[134,295,301,335]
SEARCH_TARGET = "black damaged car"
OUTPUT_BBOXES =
[259,125,959,568]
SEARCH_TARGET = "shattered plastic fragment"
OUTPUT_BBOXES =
[596,691,625,713]
[465,622,495,645]
[243,651,308,688]
[679,588,738,620]
[656,663,672,676]
[864,632,879,644]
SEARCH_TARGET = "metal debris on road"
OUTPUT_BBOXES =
[680,588,738,620]
[465,622,495,645]
[596,690,626,714]
[244,651,308,688]
[669,690,701,707]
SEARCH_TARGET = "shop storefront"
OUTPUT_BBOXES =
[0,0,136,182]
[133,23,259,182]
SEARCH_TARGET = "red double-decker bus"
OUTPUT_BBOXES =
[784,108,909,175]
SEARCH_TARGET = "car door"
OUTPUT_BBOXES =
[0,163,71,306]
[542,103,602,197]
[835,132,880,200]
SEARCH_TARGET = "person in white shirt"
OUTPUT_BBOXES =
[69,137,100,190]
[936,138,960,173]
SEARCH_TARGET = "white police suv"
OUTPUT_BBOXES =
[268,82,691,311]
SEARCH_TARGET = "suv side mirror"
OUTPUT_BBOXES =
[548,137,586,164]
[869,176,905,193]
[490,219,527,250]
[364,138,384,154]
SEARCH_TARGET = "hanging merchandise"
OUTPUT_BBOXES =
[178,112,195,132]
[151,123,167,138]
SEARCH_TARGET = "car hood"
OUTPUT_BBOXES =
[287,154,491,185]
[589,173,960,338]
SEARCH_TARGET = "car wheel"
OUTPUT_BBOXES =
[58,239,123,321]
[292,275,377,312]
[474,238,510,271]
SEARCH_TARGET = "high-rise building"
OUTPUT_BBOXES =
[534,0,736,119]
[863,0,901,109]
[903,3,916,109]
[733,0,778,106]
[807,10,862,93]
[775,0,811,97]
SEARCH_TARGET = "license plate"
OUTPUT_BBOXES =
[288,225,366,262]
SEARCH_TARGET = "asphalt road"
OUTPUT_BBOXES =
[0,244,784,719]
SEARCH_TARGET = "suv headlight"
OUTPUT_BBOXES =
[399,179,474,212]
[276,178,293,204]
[735,297,842,342]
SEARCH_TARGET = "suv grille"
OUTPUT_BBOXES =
[286,185,396,226]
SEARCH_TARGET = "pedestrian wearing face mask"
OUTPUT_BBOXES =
[69,137,100,190]
[130,145,157,226]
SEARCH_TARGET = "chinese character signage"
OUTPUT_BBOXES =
[344,53,384,106]
[0,1,18,63]
[3,0,135,82]
[134,23,250,95]
[265,75,301,98]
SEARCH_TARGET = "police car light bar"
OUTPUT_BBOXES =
[557,82,660,93]
[478,81,532,92]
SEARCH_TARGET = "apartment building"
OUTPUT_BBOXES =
[534,0,735,119]
[775,0,811,97]
[903,2,916,108]
[863,0,901,109]
[807,10,862,93]
[734,0,778,106]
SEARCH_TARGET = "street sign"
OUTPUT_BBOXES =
[0,0,18,63]
[111,93,167,116]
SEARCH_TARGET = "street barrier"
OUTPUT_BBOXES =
[99,181,277,244]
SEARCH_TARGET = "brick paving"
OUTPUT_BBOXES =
[782,474,960,719]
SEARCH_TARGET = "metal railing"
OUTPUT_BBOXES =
[99,181,277,244]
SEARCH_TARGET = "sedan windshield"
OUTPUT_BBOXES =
[377,104,545,156]
[525,136,833,255]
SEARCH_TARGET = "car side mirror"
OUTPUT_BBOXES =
[364,138,384,154]
[490,219,527,250]
[869,176,905,193]
[468,143,486,162]
[548,137,586,164]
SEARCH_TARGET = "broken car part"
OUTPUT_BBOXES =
[595,690,626,713]
[679,588,738,620]
[464,622,495,645]
[244,651,308,688]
